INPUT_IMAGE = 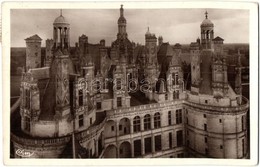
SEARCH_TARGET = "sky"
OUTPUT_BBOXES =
[11,8,249,47]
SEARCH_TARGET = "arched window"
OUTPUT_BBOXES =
[154,112,161,129]
[144,114,151,130]
[133,116,141,132]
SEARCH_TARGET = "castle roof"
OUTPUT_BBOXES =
[25,34,42,41]
[213,36,224,41]
[201,11,214,27]
[201,18,214,27]
[54,15,69,25]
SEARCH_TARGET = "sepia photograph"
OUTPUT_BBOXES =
[2,1,258,166]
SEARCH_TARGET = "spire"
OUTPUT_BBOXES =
[205,10,208,19]
[120,4,124,17]
[60,9,62,16]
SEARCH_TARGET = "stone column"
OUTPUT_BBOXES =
[140,116,144,131]
[151,115,154,129]
[141,137,145,156]
[95,139,98,157]
[131,140,134,158]
[130,118,133,134]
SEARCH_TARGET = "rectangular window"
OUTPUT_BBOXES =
[155,135,162,151]
[165,93,168,100]
[79,89,83,106]
[111,126,114,131]
[90,117,92,125]
[79,114,84,127]
[169,132,172,148]
[186,117,189,124]
[96,102,101,109]
[168,111,172,125]
[219,119,222,123]
[204,137,207,143]
[145,137,152,154]
[176,109,182,124]
[177,130,183,147]
[117,97,122,107]
[134,140,142,157]
[203,114,206,118]
[220,145,223,149]
[205,100,208,104]
[204,124,207,131]
[119,125,122,131]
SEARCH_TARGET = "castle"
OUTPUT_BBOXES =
[11,6,249,158]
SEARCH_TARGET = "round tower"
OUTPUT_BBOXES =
[53,10,70,51]
[200,11,214,49]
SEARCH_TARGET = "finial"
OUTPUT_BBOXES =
[148,27,150,32]
[60,9,62,16]
[121,4,123,8]
[205,10,208,19]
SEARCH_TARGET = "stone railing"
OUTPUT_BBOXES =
[106,100,184,118]
[76,118,106,141]
[184,96,249,113]
[11,133,71,147]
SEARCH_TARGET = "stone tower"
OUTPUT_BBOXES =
[190,42,200,93]
[212,36,229,97]
[45,39,54,67]
[200,11,214,50]
[79,34,88,58]
[117,5,127,40]
[144,28,158,100]
[52,11,71,117]
[53,10,70,51]
[25,34,42,71]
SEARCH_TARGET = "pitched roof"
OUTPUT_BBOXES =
[25,34,42,41]
[213,36,224,41]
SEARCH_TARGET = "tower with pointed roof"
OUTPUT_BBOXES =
[117,5,127,40]
[25,34,42,71]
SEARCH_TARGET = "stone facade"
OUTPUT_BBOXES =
[11,7,249,159]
